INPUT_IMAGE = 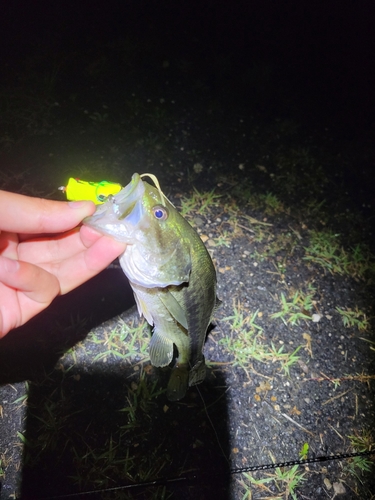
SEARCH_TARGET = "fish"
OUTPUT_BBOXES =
[84,173,219,401]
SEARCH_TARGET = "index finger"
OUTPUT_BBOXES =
[0,191,96,233]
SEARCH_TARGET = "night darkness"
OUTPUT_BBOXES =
[2,1,375,135]
[1,2,375,500]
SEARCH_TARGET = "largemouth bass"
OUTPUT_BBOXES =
[84,173,219,401]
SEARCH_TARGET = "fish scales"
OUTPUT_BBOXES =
[84,173,218,401]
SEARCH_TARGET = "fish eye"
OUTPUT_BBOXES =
[152,205,168,220]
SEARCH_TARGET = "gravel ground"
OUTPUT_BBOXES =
[1,3,375,499]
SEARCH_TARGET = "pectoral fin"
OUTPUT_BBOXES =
[159,290,188,330]
[149,329,174,367]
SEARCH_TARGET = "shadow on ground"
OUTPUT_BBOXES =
[0,268,134,384]
[0,270,231,500]
[19,368,230,500]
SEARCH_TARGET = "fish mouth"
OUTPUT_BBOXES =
[83,173,145,240]
[111,173,141,217]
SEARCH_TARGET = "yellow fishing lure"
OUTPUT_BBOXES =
[59,178,122,204]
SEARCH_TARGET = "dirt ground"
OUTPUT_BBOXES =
[1,3,375,499]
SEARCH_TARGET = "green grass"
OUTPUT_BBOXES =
[273,464,307,500]
[179,187,222,216]
[221,207,273,243]
[304,230,375,279]
[0,457,5,479]
[336,307,370,331]
[2,47,375,500]
[270,284,316,326]
[60,319,150,366]
[21,367,170,499]
[299,443,309,460]
[240,464,306,500]
[264,231,299,258]
[90,319,150,363]
[259,192,285,215]
[211,230,232,247]
[66,369,169,499]
[344,456,373,482]
[219,305,302,375]
[119,372,165,426]
[344,430,374,482]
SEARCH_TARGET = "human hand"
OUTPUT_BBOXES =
[0,191,127,338]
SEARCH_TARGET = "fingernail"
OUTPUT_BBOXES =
[3,257,20,273]
[68,201,90,208]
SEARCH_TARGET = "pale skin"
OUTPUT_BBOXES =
[0,191,127,338]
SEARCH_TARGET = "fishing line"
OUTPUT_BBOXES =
[13,369,375,498]
[194,383,231,467]
[140,173,175,208]
[21,448,374,499]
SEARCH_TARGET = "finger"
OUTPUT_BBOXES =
[0,231,19,259]
[17,226,108,266]
[0,191,96,233]
[18,228,86,265]
[79,224,110,248]
[52,235,127,294]
[0,256,60,303]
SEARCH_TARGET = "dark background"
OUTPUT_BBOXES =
[1,0,374,197]
[1,2,375,499]
[1,0,374,134]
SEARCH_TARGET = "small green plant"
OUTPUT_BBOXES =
[264,231,299,258]
[239,472,274,499]
[304,199,326,218]
[273,464,306,500]
[17,431,31,447]
[211,230,232,247]
[220,305,301,375]
[304,231,375,279]
[119,369,165,425]
[348,429,374,452]
[299,443,309,460]
[270,284,316,326]
[267,343,302,375]
[345,455,373,481]
[336,307,370,331]
[90,319,150,363]
[260,192,284,215]
[240,464,306,500]
[22,367,169,499]
[179,188,222,216]
[241,188,285,214]
[343,430,374,482]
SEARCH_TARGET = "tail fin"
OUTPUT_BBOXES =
[166,364,189,401]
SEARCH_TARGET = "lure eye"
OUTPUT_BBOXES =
[152,205,168,220]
